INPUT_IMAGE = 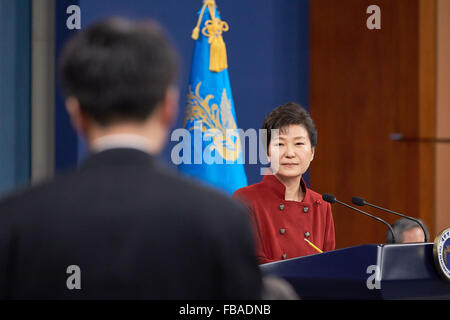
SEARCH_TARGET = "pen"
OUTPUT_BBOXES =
[304,238,323,253]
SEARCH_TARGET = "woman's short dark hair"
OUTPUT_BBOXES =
[60,17,179,126]
[262,102,318,152]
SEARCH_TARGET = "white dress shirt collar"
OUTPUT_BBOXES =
[91,134,151,154]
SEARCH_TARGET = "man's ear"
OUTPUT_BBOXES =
[65,97,89,136]
[160,86,179,127]
[310,147,315,161]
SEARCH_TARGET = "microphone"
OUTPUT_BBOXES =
[322,193,396,243]
[352,196,428,242]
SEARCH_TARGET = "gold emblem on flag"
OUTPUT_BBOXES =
[184,82,241,161]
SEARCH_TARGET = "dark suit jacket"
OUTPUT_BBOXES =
[0,149,261,299]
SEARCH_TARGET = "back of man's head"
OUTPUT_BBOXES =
[386,218,429,244]
[60,18,179,126]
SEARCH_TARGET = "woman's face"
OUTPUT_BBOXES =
[268,124,315,178]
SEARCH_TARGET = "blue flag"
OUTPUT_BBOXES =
[178,1,247,195]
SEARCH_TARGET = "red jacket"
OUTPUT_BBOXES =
[233,174,335,264]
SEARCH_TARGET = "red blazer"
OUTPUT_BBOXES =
[233,174,335,264]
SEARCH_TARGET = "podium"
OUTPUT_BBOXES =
[260,243,450,299]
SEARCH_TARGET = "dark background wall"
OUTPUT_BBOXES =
[54,0,79,172]
[53,0,310,186]
[309,0,437,247]
[0,0,31,195]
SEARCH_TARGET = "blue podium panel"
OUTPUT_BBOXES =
[380,243,450,299]
[260,244,450,300]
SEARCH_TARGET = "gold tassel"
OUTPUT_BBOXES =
[209,34,227,72]
[191,0,229,73]
[191,0,211,40]
[191,26,200,40]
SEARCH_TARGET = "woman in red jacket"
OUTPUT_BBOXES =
[233,102,335,264]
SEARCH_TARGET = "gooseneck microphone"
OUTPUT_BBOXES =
[322,193,396,243]
[352,196,428,242]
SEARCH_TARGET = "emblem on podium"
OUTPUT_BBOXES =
[433,228,450,281]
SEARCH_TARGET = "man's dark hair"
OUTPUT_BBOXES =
[262,102,318,152]
[386,218,430,244]
[60,17,179,125]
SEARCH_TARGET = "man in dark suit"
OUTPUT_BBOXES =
[0,18,261,299]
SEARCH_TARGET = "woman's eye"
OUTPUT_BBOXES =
[296,143,304,146]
